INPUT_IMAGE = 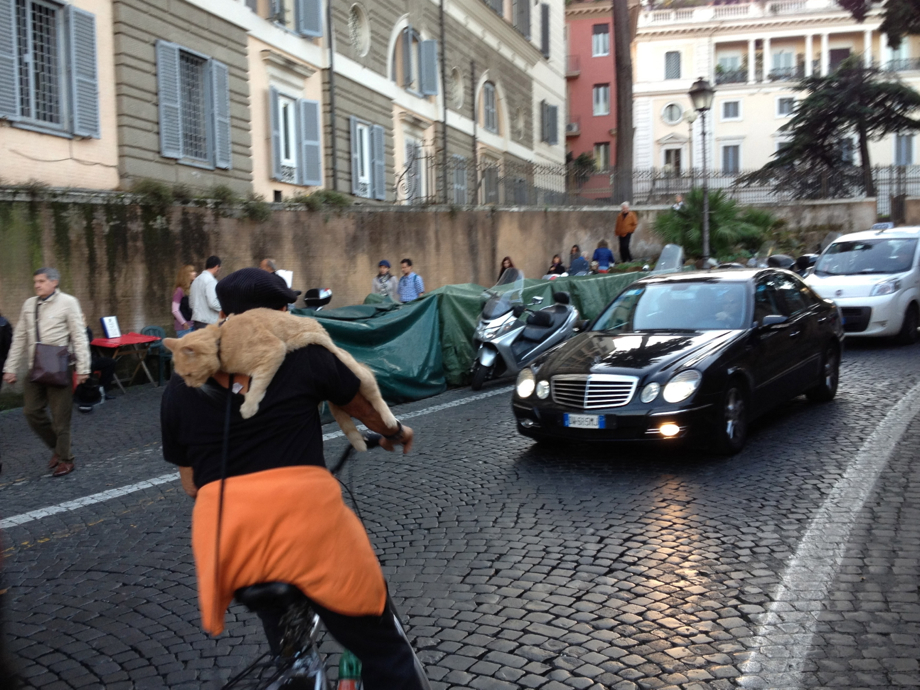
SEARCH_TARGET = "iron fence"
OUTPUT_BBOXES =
[393,150,920,216]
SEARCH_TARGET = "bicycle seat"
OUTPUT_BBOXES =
[235,582,309,613]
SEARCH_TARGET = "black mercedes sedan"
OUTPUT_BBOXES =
[512,268,844,454]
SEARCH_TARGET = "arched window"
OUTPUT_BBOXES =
[391,27,439,96]
[481,82,498,133]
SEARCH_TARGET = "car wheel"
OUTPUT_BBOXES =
[471,362,489,391]
[806,345,839,403]
[896,303,919,346]
[714,381,747,455]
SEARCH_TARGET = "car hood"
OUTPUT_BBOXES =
[536,330,740,378]
[806,272,906,299]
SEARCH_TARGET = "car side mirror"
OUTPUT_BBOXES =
[760,314,788,327]
[530,296,544,305]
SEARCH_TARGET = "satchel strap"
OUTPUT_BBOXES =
[34,299,41,344]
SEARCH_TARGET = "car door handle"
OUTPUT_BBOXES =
[817,316,828,323]
[789,330,802,338]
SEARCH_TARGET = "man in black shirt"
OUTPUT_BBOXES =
[161,268,427,689]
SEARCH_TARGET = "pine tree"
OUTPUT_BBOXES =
[741,57,920,198]
[837,0,920,50]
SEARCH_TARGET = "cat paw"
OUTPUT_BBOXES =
[347,432,367,452]
[240,401,258,419]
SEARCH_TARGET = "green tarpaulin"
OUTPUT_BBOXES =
[291,295,446,403]
[297,272,648,402]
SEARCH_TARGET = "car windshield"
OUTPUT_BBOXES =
[481,269,525,320]
[814,238,917,276]
[592,281,750,332]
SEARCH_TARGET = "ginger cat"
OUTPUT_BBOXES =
[163,309,397,452]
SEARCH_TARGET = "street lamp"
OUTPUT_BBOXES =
[685,109,698,182]
[688,77,715,264]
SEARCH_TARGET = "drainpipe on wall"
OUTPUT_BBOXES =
[471,60,477,200]
[440,0,449,204]
[326,0,338,192]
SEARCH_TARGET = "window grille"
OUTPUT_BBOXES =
[17,0,62,125]
[179,51,208,162]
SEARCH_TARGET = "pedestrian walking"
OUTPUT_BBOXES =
[398,259,425,302]
[371,260,400,302]
[190,255,222,329]
[615,202,638,263]
[172,265,197,337]
[2,268,91,477]
[592,240,615,273]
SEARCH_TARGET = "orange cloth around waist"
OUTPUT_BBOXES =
[192,465,386,635]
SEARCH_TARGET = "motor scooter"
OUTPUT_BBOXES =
[301,288,332,312]
[470,270,579,390]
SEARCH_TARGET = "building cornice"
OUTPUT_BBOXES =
[637,10,883,39]
[565,4,612,20]
[450,0,543,68]
[260,49,317,78]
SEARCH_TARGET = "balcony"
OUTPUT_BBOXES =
[566,55,580,78]
[566,116,580,137]
[639,0,843,28]
[715,68,748,85]
[886,58,920,72]
[768,65,806,81]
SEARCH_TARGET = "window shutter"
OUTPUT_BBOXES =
[371,124,386,201]
[0,0,20,120]
[514,0,530,40]
[350,115,360,195]
[540,100,547,142]
[270,87,282,180]
[420,40,438,96]
[298,98,322,186]
[156,41,182,159]
[296,0,322,37]
[211,59,232,169]
[402,27,412,88]
[68,6,100,138]
[548,104,558,145]
[541,4,550,58]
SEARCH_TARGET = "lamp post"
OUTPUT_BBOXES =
[688,77,715,264]
[685,109,698,188]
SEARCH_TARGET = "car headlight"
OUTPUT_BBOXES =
[536,380,550,399]
[663,370,702,403]
[516,368,535,398]
[871,278,901,296]
[640,382,660,403]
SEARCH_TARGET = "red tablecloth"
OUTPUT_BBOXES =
[91,333,161,348]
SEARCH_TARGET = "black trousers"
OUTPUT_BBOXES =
[619,234,633,263]
[257,595,428,690]
[91,355,115,391]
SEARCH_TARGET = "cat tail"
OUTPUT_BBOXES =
[328,402,368,452]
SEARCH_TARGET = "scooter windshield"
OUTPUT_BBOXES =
[482,269,525,320]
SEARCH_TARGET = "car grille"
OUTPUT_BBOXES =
[551,374,639,409]
[840,306,871,333]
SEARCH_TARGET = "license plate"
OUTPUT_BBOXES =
[564,414,605,429]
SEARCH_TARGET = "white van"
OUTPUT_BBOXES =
[805,226,920,344]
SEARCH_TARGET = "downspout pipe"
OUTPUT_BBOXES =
[326,0,338,192]
[471,60,477,198]
[440,0,449,204]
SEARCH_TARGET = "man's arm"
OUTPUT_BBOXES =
[339,390,414,454]
[67,299,91,381]
[2,305,29,383]
[206,276,222,313]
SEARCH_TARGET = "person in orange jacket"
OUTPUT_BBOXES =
[614,201,638,263]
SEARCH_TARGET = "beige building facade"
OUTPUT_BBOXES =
[632,0,920,175]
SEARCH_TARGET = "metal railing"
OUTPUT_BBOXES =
[885,58,920,72]
[392,152,920,214]
[715,68,748,85]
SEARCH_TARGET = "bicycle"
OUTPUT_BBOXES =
[221,431,427,690]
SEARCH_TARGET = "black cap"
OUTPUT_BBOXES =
[216,267,300,315]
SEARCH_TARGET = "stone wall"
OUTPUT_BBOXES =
[0,195,876,353]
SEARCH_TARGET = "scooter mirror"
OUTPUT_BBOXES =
[530,296,544,305]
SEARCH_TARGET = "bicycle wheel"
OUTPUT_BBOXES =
[224,648,330,690]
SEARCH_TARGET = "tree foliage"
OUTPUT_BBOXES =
[740,57,920,198]
[654,188,769,259]
[838,0,920,49]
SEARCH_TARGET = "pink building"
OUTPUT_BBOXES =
[565,0,618,192]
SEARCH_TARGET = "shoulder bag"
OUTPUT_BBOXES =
[29,300,71,388]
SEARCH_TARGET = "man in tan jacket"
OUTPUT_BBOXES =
[614,201,639,263]
[3,268,90,477]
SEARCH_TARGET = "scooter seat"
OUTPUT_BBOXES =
[235,582,308,613]
[522,307,569,342]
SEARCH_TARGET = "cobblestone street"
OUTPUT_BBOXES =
[2,340,920,689]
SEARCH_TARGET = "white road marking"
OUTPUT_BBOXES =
[739,380,920,690]
[0,386,513,530]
